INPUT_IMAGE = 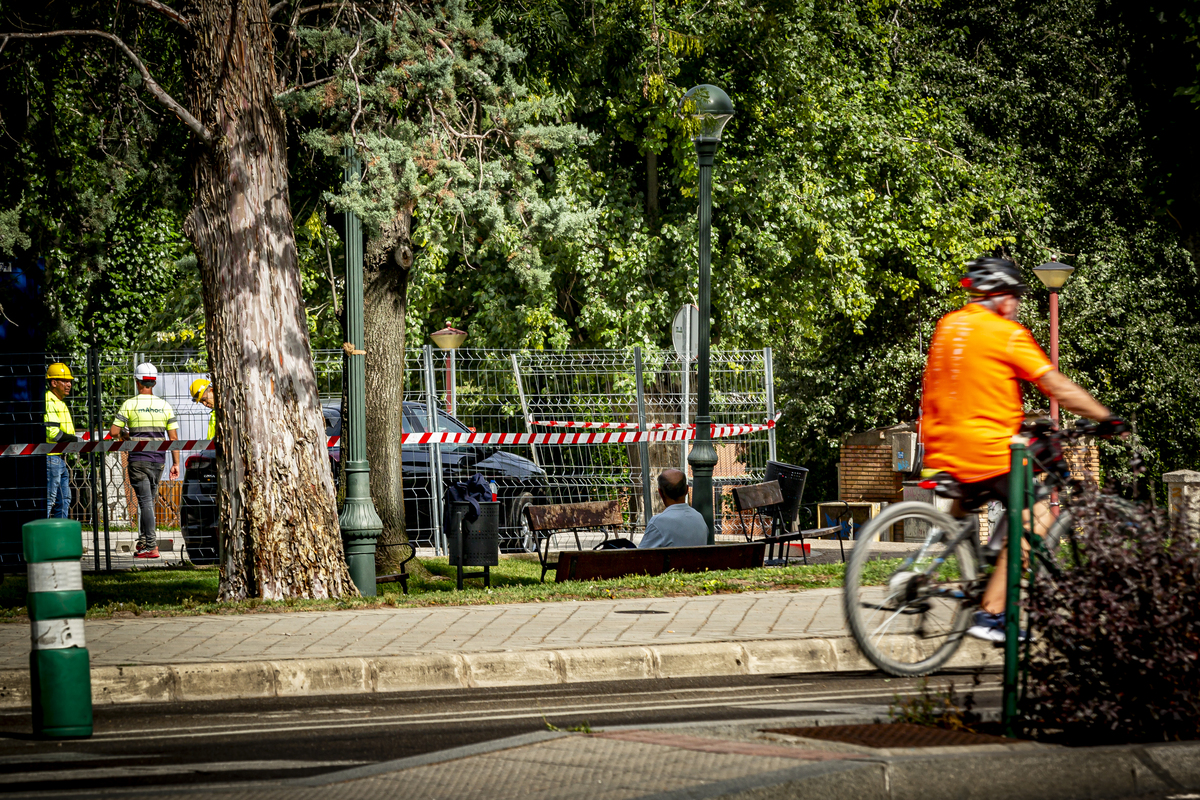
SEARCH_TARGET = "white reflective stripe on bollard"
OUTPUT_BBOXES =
[31,619,87,650]
[27,562,84,593]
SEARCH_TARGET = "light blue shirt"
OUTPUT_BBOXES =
[639,502,709,548]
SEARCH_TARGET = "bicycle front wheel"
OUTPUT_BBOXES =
[843,501,979,677]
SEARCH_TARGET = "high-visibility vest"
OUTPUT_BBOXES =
[207,412,216,440]
[45,391,75,444]
[112,394,179,463]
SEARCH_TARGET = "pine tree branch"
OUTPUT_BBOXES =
[0,30,212,144]
[129,0,191,31]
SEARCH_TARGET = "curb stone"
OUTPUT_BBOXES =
[0,635,999,709]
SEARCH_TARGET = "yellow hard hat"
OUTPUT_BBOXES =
[46,363,74,381]
[190,378,212,403]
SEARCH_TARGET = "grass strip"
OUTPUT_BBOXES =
[0,557,898,621]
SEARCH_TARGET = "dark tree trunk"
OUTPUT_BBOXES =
[364,214,412,573]
[182,0,354,600]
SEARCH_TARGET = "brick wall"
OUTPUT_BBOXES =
[838,444,903,502]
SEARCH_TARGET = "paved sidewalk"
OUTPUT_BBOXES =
[1,589,849,669]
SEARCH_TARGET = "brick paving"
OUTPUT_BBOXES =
[0,588,854,670]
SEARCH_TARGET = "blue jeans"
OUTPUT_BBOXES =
[47,455,71,518]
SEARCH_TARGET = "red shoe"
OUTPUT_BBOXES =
[134,548,160,559]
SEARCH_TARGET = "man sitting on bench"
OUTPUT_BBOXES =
[638,469,708,548]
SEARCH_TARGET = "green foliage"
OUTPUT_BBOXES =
[280,0,595,348]
[0,3,192,352]
[905,0,1200,490]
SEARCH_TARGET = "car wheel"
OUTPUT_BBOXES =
[510,492,536,553]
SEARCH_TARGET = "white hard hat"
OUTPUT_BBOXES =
[134,362,158,382]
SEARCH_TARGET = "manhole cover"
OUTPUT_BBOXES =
[614,610,668,614]
[763,723,1015,749]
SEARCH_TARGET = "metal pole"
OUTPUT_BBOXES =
[424,345,445,555]
[688,139,719,545]
[337,147,383,597]
[1049,290,1059,423]
[447,350,456,417]
[1003,436,1028,737]
[635,347,653,528]
[87,346,100,571]
[511,354,541,468]
[95,352,111,572]
[764,347,777,464]
[680,323,690,474]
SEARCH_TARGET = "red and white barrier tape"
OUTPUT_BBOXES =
[3,416,777,457]
[532,419,685,430]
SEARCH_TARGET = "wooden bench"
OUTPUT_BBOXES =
[524,500,627,582]
[731,481,843,564]
[555,541,765,582]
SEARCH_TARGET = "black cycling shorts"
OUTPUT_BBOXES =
[957,473,1011,511]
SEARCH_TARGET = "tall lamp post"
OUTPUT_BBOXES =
[338,147,384,596]
[431,322,467,415]
[680,84,735,544]
[1033,259,1075,423]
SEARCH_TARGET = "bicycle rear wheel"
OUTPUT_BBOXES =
[843,501,979,677]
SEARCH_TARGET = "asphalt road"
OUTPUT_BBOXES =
[0,669,1001,796]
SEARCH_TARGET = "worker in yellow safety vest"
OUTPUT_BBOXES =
[45,362,77,518]
[110,362,179,559]
[189,378,216,441]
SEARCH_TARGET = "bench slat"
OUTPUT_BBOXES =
[554,542,765,582]
[731,481,784,512]
[526,500,623,532]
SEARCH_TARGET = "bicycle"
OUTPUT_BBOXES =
[842,419,1135,677]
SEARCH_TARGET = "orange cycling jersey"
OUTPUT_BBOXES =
[919,302,1053,482]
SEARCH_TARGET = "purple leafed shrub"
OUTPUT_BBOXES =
[1023,489,1200,743]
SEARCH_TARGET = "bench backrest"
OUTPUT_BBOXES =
[555,542,765,582]
[525,500,623,532]
[732,481,784,513]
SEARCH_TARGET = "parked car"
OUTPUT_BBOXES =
[181,403,546,562]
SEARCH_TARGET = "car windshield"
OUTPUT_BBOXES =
[437,411,471,435]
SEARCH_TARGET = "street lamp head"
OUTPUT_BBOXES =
[680,84,735,143]
[430,321,467,350]
[1033,259,1075,290]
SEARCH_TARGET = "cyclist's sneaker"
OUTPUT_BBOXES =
[134,547,160,559]
[966,611,1029,643]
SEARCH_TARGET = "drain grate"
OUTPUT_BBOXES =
[763,723,1016,749]
[614,609,668,614]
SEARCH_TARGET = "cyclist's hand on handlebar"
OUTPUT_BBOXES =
[1095,415,1130,438]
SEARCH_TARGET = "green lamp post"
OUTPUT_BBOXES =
[680,84,735,544]
[338,146,383,596]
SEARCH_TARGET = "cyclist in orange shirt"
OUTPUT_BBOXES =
[920,256,1125,642]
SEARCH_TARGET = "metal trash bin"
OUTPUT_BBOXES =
[445,501,499,589]
[765,461,808,532]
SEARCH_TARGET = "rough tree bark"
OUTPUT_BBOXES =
[364,214,412,573]
[182,0,355,599]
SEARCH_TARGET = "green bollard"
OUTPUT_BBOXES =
[23,518,93,738]
[1002,437,1029,738]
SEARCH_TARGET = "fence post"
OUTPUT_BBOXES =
[764,347,777,464]
[424,345,445,555]
[86,346,100,572]
[23,518,92,738]
[90,349,111,571]
[1003,435,1029,738]
[635,347,653,528]
[511,354,541,468]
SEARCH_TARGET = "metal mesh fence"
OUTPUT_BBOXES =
[1,345,776,565]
